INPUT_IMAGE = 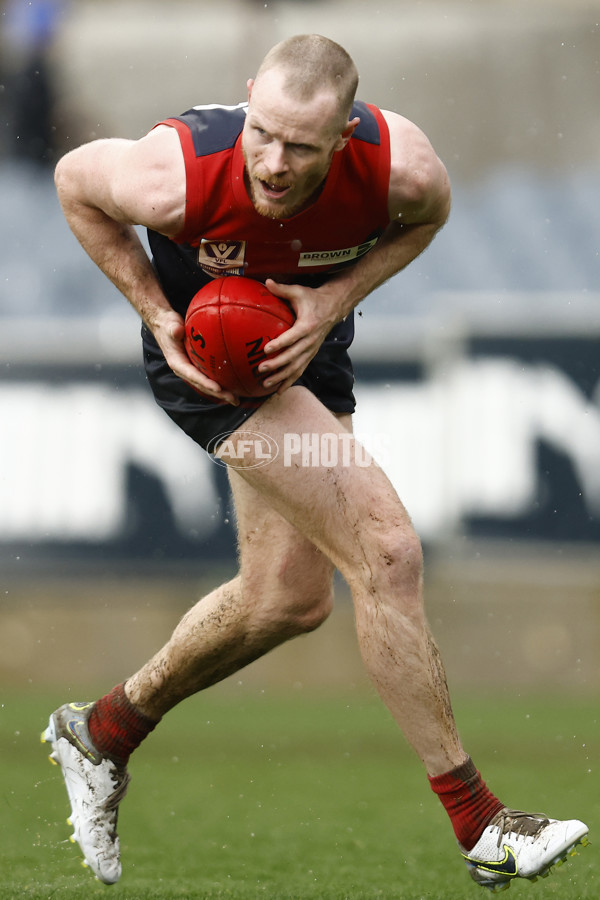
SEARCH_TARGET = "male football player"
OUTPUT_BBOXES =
[42,34,588,892]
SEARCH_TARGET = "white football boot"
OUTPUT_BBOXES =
[41,701,130,884]
[461,807,589,892]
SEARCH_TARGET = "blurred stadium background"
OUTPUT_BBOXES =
[0,0,599,699]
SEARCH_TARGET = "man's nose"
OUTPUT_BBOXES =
[263,142,288,175]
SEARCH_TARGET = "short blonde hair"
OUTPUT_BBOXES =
[255,34,359,132]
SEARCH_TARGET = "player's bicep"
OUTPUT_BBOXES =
[383,110,451,228]
[395,157,451,229]
[55,128,186,235]
[114,128,187,234]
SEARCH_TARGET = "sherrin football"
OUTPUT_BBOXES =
[184,276,295,397]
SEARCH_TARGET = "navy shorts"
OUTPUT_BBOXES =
[142,313,356,452]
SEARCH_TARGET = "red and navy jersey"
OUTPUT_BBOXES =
[147,100,391,317]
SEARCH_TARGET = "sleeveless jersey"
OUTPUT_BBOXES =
[147,100,391,317]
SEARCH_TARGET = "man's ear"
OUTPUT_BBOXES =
[335,116,360,151]
[246,78,255,103]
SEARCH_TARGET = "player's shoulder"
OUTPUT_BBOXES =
[104,127,186,234]
[168,102,248,157]
[349,101,386,146]
[381,109,437,162]
[381,109,450,217]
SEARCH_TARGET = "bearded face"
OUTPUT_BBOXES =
[242,71,349,220]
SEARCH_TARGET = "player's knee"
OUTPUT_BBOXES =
[253,582,333,637]
[383,527,423,587]
[285,583,334,634]
[357,526,424,608]
[273,564,334,634]
[278,550,334,630]
[243,551,334,636]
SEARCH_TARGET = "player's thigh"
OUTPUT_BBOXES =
[226,387,417,581]
[228,464,335,605]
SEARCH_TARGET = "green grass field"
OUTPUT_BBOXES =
[1,688,597,900]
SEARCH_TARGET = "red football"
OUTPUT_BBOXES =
[184,276,295,397]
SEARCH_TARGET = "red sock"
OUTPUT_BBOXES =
[428,758,504,850]
[88,683,159,766]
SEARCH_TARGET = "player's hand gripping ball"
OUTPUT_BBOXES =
[184,276,295,397]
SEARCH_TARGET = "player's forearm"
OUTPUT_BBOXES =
[58,197,172,330]
[55,152,176,331]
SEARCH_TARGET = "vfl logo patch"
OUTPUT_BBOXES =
[463,845,518,877]
[198,240,246,277]
[298,238,378,268]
